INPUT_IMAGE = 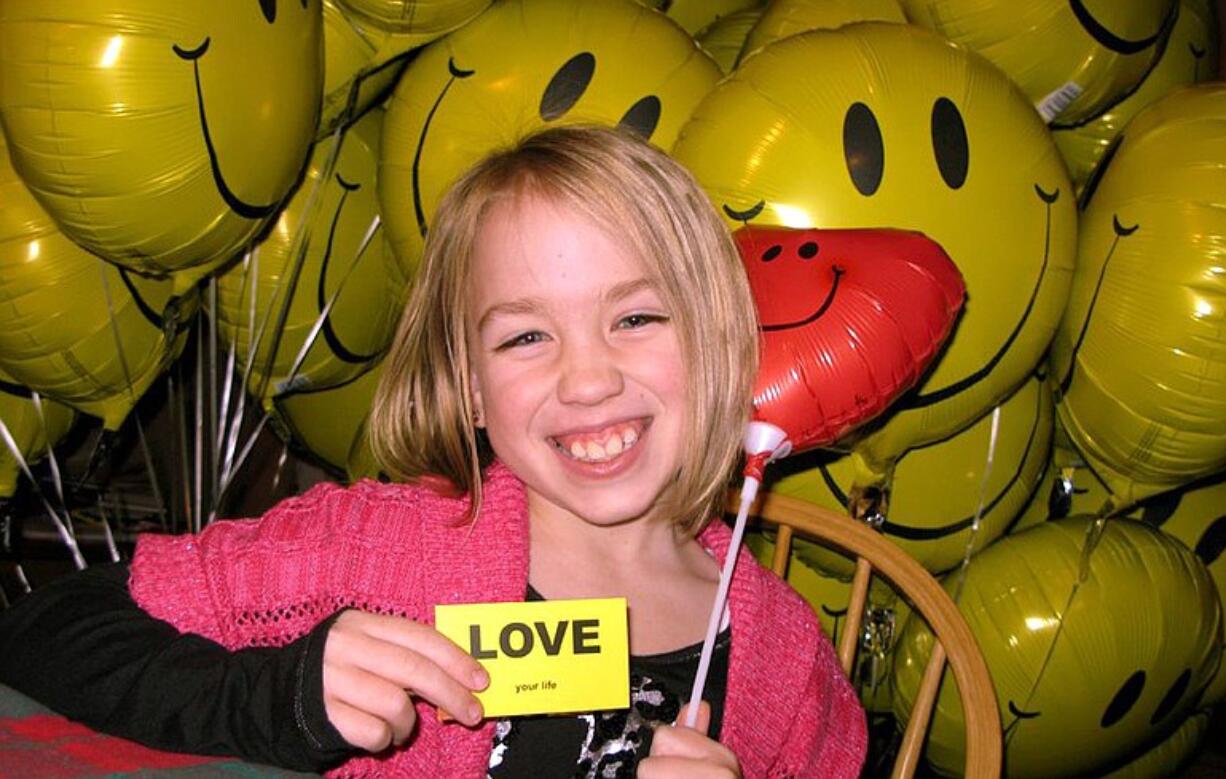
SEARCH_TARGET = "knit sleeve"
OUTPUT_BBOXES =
[771,634,867,779]
[130,479,427,649]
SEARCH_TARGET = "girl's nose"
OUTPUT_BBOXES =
[556,342,625,405]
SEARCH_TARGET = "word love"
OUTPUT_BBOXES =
[435,597,629,718]
[469,619,600,659]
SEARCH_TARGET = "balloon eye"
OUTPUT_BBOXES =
[1101,670,1145,727]
[259,0,277,23]
[931,97,969,190]
[798,241,819,259]
[1195,516,1226,566]
[843,102,884,196]
[762,245,783,262]
[540,52,596,121]
[618,96,661,140]
[1150,669,1191,725]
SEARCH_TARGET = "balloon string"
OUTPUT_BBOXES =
[97,262,168,526]
[686,474,760,728]
[0,417,85,569]
[32,391,120,561]
[207,278,219,506]
[250,124,345,407]
[194,320,205,533]
[1005,515,1107,750]
[950,404,1002,604]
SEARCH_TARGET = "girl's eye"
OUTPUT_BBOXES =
[618,313,669,329]
[497,331,547,350]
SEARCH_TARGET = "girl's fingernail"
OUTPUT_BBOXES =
[472,668,489,689]
[467,703,483,724]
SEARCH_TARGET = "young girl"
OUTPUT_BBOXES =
[0,126,866,777]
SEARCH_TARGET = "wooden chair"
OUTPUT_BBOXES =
[731,488,1002,779]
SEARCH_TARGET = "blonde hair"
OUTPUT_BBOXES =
[369,125,759,533]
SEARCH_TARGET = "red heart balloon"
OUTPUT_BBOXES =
[736,226,965,454]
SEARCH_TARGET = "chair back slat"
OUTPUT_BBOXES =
[730,488,1002,779]
[892,641,948,779]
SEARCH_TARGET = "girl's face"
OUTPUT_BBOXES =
[466,195,688,529]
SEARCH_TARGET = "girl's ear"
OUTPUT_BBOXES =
[470,373,486,429]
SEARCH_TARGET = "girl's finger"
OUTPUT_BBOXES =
[324,697,398,753]
[675,701,711,734]
[636,755,739,779]
[649,724,738,768]
[355,613,490,691]
[324,663,419,744]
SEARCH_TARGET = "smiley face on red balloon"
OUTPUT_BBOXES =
[735,226,965,452]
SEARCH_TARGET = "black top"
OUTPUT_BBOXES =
[487,585,731,778]
[0,562,351,772]
[0,564,732,777]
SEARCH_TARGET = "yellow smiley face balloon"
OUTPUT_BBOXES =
[1053,0,1221,190]
[893,518,1222,778]
[216,109,404,412]
[0,371,76,500]
[378,0,720,271]
[1127,472,1226,707]
[901,0,1177,126]
[0,1,323,289]
[272,358,383,479]
[1050,84,1226,510]
[673,23,1075,471]
[769,370,1053,575]
[334,0,490,40]
[318,0,405,139]
[1103,708,1212,779]
[739,0,904,64]
[0,123,194,431]
[695,8,765,75]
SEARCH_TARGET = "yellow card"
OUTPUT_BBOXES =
[435,597,629,718]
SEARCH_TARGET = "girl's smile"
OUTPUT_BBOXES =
[466,194,688,530]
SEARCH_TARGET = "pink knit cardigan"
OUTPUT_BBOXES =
[130,463,866,778]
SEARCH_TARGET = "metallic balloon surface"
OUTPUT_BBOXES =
[740,0,903,63]
[695,8,764,74]
[739,226,964,454]
[0,372,76,500]
[770,371,1053,575]
[1050,84,1226,509]
[893,518,1222,777]
[379,0,720,273]
[673,22,1075,471]
[217,110,404,412]
[1053,0,1220,189]
[901,0,1177,125]
[0,0,322,287]
[272,360,383,480]
[0,124,192,430]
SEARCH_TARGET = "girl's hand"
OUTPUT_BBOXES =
[322,610,490,752]
[638,702,742,778]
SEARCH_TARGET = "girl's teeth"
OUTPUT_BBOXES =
[558,424,642,462]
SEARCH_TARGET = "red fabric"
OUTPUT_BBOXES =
[131,462,867,778]
[0,714,222,778]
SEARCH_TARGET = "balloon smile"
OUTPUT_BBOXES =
[1069,0,1175,55]
[317,173,381,364]
[902,184,1061,409]
[761,266,845,332]
[174,37,281,220]
[411,57,477,239]
[819,371,1045,541]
